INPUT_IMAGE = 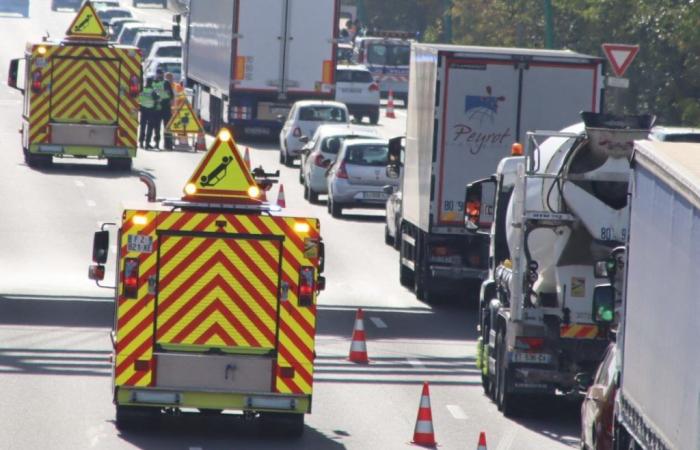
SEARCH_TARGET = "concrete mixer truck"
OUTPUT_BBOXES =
[465,113,654,416]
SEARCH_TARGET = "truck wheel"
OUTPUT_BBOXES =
[108,158,132,171]
[115,405,155,431]
[384,225,394,246]
[496,330,517,417]
[260,412,304,437]
[24,150,51,168]
[369,110,379,125]
[398,224,414,287]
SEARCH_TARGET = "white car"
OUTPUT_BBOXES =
[279,100,349,167]
[300,124,380,203]
[144,57,182,80]
[144,40,182,62]
[116,22,162,45]
[96,7,133,26]
[335,64,380,124]
[132,30,173,58]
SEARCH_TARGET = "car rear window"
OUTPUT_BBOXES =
[335,69,374,83]
[321,134,374,154]
[344,144,389,166]
[367,43,410,66]
[298,106,347,123]
[156,46,182,58]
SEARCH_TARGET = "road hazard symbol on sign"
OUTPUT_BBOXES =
[166,100,203,134]
[182,131,260,203]
[65,2,108,40]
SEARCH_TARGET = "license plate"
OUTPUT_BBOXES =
[511,352,551,364]
[364,192,388,200]
[341,88,362,93]
[127,234,153,253]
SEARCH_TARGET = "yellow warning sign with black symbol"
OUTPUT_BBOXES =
[166,100,203,134]
[65,1,108,40]
[182,131,259,203]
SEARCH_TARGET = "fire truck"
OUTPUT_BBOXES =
[88,129,325,435]
[7,2,141,170]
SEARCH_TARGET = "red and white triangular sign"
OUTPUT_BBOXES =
[602,43,639,77]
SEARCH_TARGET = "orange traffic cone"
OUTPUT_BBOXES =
[243,147,251,168]
[348,308,369,363]
[276,184,286,208]
[412,382,437,447]
[385,89,396,119]
[477,431,488,450]
[195,132,206,151]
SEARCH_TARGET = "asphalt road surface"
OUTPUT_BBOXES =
[0,2,581,449]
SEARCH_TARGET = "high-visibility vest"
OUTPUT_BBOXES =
[139,87,156,109]
[153,80,172,101]
[172,82,186,112]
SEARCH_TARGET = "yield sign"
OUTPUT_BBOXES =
[602,43,639,77]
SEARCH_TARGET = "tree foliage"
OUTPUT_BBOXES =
[366,0,700,124]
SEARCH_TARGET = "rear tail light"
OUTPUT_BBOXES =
[515,337,545,352]
[368,83,379,92]
[123,257,139,298]
[336,161,348,179]
[298,267,315,307]
[31,70,42,94]
[313,153,329,168]
[293,127,302,138]
[431,245,455,257]
[129,75,140,97]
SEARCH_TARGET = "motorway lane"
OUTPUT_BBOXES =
[0,2,580,448]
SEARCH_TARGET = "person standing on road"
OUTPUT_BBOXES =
[152,69,174,150]
[139,78,158,149]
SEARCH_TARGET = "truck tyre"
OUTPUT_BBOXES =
[369,110,379,125]
[384,225,394,246]
[399,224,414,287]
[496,329,517,417]
[260,412,304,437]
[108,158,132,171]
[115,405,154,431]
[24,149,51,168]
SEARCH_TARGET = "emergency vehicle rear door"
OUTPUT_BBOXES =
[155,232,283,354]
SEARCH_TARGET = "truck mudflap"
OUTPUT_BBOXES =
[429,264,486,281]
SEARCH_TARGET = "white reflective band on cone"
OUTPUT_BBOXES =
[350,340,367,352]
[354,319,364,331]
[419,395,431,408]
[414,420,434,433]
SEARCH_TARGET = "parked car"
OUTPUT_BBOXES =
[580,343,617,450]
[279,100,349,167]
[385,189,402,248]
[335,64,380,124]
[116,22,162,45]
[0,0,29,17]
[51,0,82,11]
[649,126,700,142]
[326,139,399,218]
[109,17,139,39]
[133,0,167,7]
[300,124,380,203]
[144,40,182,62]
[96,7,133,26]
[132,30,173,57]
[144,57,182,80]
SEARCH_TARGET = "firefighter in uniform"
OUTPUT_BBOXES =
[153,69,174,150]
[139,78,158,149]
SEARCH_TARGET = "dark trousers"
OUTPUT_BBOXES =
[139,108,155,147]
[159,108,173,150]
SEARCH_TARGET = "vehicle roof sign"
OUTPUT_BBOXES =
[65,1,108,41]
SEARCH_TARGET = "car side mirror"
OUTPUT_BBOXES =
[299,135,309,144]
[88,264,105,281]
[593,284,615,323]
[92,230,110,264]
[388,136,405,167]
[382,185,394,195]
[7,58,23,93]
[318,241,325,274]
[465,177,496,231]
[575,372,594,390]
[386,165,400,179]
[587,385,606,402]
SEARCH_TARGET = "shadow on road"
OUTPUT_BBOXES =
[0,293,113,328]
[26,161,154,180]
[507,396,582,448]
[116,414,348,450]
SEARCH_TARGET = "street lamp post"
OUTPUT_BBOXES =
[544,0,554,49]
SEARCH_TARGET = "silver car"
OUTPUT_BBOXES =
[326,139,399,218]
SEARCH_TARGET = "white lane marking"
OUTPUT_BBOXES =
[407,359,425,368]
[74,180,85,188]
[495,426,517,450]
[446,404,468,420]
[86,200,96,207]
[369,317,387,328]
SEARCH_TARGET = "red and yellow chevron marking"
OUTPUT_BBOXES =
[156,234,281,350]
[26,43,140,149]
[560,324,599,339]
[114,211,321,395]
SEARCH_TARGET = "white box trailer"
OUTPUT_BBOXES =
[396,43,603,302]
[616,140,700,450]
[184,0,338,137]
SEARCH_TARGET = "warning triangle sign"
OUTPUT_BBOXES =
[166,100,203,134]
[183,131,260,203]
[65,1,108,41]
[602,43,639,77]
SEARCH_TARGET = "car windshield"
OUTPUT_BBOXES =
[122,27,157,45]
[344,143,389,166]
[159,63,181,78]
[367,43,410,66]
[156,46,182,58]
[298,106,347,123]
[321,134,374,154]
[99,10,132,21]
[336,70,374,83]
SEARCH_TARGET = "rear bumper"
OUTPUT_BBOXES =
[116,387,311,414]
[231,119,282,137]
[329,181,393,207]
[430,264,486,281]
[307,166,329,193]
[346,104,380,115]
[29,143,135,158]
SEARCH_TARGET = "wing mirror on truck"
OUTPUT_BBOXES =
[464,177,496,231]
[592,284,615,323]
[8,58,23,93]
[386,136,405,179]
[89,230,110,282]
